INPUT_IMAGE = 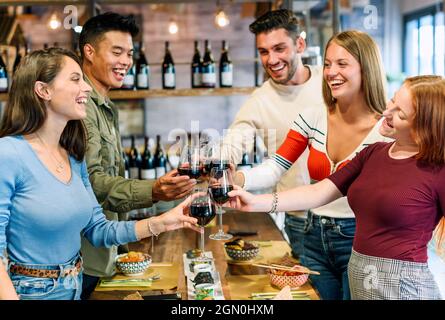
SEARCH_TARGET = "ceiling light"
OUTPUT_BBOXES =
[215,9,230,28]
[48,12,61,30]
[168,19,178,34]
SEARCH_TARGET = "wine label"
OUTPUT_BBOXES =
[155,167,166,178]
[137,74,148,88]
[123,74,134,87]
[0,78,7,90]
[129,167,139,179]
[221,71,233,86]
[164,73,175,87]
[193,72,202,86]
[202,72,216,85]
[141,168,156,180]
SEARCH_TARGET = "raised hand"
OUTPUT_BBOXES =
[152,169,197,201]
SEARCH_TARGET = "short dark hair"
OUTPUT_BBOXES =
[249,9,300,39]
[79,12,139,59]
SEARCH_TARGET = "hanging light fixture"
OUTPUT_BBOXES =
[168,18,179,34]
[48,12,61,30]
[214,1,230,28]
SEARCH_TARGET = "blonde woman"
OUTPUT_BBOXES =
[229,76,445,299]
[234,30,390,299]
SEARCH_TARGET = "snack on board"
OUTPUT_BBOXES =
[115,252,151,276]
[192,271,214,287]
[224,238,259,261]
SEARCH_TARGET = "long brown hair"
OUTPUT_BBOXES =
[0,47,86,161]
[405,75,445,252]
[322,30,387,114]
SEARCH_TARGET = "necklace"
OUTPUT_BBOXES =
[35,133,65,173]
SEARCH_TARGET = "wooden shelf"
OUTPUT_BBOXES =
[0,87,256,102]
[108,87,256,100]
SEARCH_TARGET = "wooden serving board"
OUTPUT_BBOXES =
[94,262,178,291]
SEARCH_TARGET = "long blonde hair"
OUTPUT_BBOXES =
[322,30,387,114]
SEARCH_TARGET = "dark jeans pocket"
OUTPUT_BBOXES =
[335,220,356,238]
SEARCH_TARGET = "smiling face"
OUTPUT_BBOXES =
[86,30,134,93]
[323,42,363,102]
[46,56,92,121]
[379,84,415,143]
[256,28,304,85]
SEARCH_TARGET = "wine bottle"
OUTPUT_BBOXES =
[154,135,167,178]
[237,153,252,172]
[253,134,261,167]
[129,135,141,179]
[122,151,130,179]
[13,45,22,74]
[140,136,156,180]
[219,40,233,88]
[0,53,8,93]
[162,41,175,89]
[201,40,216,88]
[191,40,202,88]
[136,42,150,90]
[122,59,136,90]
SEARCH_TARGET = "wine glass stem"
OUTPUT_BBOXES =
[218,205,223,233]
[200,226,205,253]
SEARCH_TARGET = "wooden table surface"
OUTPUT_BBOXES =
[90,209,318,300]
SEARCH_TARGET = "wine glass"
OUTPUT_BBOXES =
[178,145,203,180]
[203,140,230,181]
[189,187,217,258]
[208,167,233,240]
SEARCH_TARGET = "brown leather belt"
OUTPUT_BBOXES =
[9,259,82,279]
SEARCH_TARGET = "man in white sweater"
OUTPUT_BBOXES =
[222,9,325,259]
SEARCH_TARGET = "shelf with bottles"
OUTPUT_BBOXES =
[108,87,256,100]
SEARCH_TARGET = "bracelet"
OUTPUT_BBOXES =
[268,192,278,214]
[147,218,160,238]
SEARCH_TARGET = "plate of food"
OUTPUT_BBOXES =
[224,238,260,263]
[115,251,151,277]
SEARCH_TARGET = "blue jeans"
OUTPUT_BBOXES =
[284,214,306,259]
[300,211,355,300]
[9,255,83,300]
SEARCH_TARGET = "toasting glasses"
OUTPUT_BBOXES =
[208,167,233,240]
[189,188,217,256]
[178,145,203,179]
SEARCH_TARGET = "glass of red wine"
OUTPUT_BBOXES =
[189,188,217,257]
[208,167,233,241]
[178,145,203,180]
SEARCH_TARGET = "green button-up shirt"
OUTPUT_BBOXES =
[80,77,155,277]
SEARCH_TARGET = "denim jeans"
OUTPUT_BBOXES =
[9,255,83,300]
[284,214,306,259]
[300,211,355,300]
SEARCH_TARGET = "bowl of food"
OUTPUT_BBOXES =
[268,268,309,289]
[224,238,259,261]
[115,251,151,276]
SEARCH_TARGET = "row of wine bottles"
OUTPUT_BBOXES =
[123,135,168,180]
[121,39,233,91]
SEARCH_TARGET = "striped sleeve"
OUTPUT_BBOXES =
[272,113,313,170]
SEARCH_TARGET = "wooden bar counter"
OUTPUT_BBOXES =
[90,209,319,300]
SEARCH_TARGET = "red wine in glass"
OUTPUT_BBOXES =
[190,202,216,226]
[178,164,203,179]
[210,185,233,204]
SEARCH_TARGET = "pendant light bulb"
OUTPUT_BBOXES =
[215,9,230,28]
